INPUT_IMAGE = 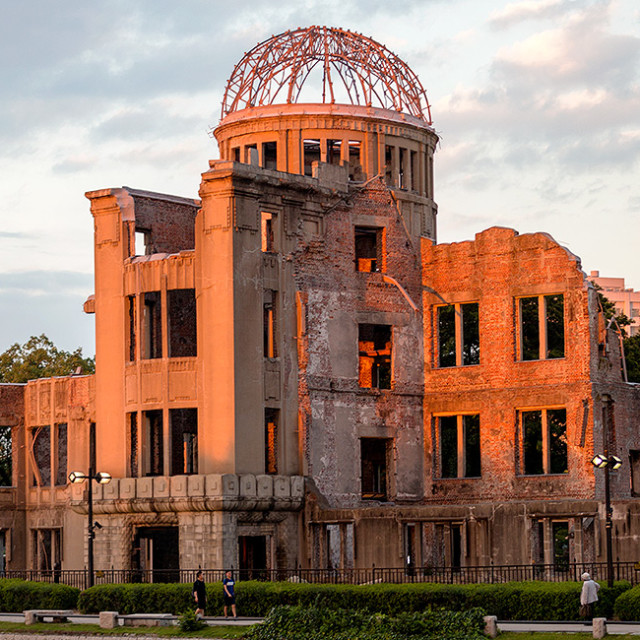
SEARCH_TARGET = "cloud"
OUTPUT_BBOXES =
[0,270,93,297]
[489,0,590,28]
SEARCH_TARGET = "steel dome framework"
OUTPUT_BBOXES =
[221,26,432,124]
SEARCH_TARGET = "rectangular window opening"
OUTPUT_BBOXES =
[0,426,12,487]
[519,294,564,361]
[303,139,321,176]
[348,141,362,181]
[135,229,150,256]
[399,148,407,189]
[262,141,277,170]
[261,212,276,252]
[170,409,197,475]
[327,139,342,165]
[438,414,481,478]
[437,303,480,367]
[263,290,277,358]
[410,150,419,191]
[245,144,258,165]
[265,409,278,475]
[128,413,138,477]
[358,324,392,389]
[143,291,162,359]
[127,295,136,362]
[143,410,163,477]
[232,147,240,162]
[31,426,51,487]
[361,438,388,500]
[522,408,567,475]
[55,424,67,486]
[168,289,197,358]
[385,145,393,186]
[631,450,640,497]
[355,226,383,273]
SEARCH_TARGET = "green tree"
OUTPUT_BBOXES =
[624,333,640,384]
[0,334,95,383]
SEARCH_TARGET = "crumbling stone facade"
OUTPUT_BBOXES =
[1,26,639,578]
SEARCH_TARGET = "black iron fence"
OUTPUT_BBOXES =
[3,562,639,589]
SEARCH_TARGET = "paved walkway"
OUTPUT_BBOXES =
[500,620,640,634]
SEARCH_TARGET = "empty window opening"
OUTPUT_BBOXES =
[262,141,277,170]
[522,408,567,475]
[239,535,268,579]
[143,410,163,477]
[168,289,197,358]
[404,523,419,575]
[32,528,61,572]
[127,295,136,362]
[427,156,434,198]
[128,413,138,477]
[0,426,12,487]
[170,409,197,475]
[358,324,392,389]
[31,426,51,487]
[261,212,276,252]
[245,143,258,165]
[410,150,419,191]
[143,292,162,359]
[552,521,570,571]
[232,147,240,162]
[303,139,321,176]
[263,290,277,358]
[399,147,407,189]
[327,139,342,165]
[631,450,640,496]
[135,229,150,256]
[519,294,565,360]
[361,438,389,500]
[451,524,462,570]
[438,414,481,478]
[134,527,179,583]
[325,524,341,570]
[265,408,278,474]
[437,303,480,367]
[385,145,393,186]
[355,226,383,273]
[55,424,67,486]
[348,140,363,181]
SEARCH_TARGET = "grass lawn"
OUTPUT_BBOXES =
[0,620,251,637]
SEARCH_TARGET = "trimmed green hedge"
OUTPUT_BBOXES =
[614,584,640,620]
[244,604,486,640]
[77,579,631,619]
[0,579,79,612]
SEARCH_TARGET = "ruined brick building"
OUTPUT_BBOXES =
[1,26,639,578]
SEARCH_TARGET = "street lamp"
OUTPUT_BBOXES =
[591,454,622,587]
[68,468,112,588]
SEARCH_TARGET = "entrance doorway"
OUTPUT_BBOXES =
[134,527,179,582]
[238,535,268,580]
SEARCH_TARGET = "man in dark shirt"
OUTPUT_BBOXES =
[223,570,237,618]
[193,571,206,617]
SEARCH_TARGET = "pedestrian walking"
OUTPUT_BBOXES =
[193,570,206,617]
[580,572,600,621]
[223,570,237,619]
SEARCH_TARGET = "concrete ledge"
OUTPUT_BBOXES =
[483,615,498,638]
[24,609,74,624]
[121,613,177,627]
[99,611,118,629]
[593,617,607,639]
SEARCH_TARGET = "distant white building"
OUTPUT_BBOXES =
[588,271,640,336]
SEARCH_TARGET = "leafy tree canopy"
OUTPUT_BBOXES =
[0,334,95,383]
[624,333,640,384]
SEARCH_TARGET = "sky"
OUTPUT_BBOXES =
[1,0,639,356]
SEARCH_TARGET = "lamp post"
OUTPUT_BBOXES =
[591,453,622,587]
[68,467,111,588]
